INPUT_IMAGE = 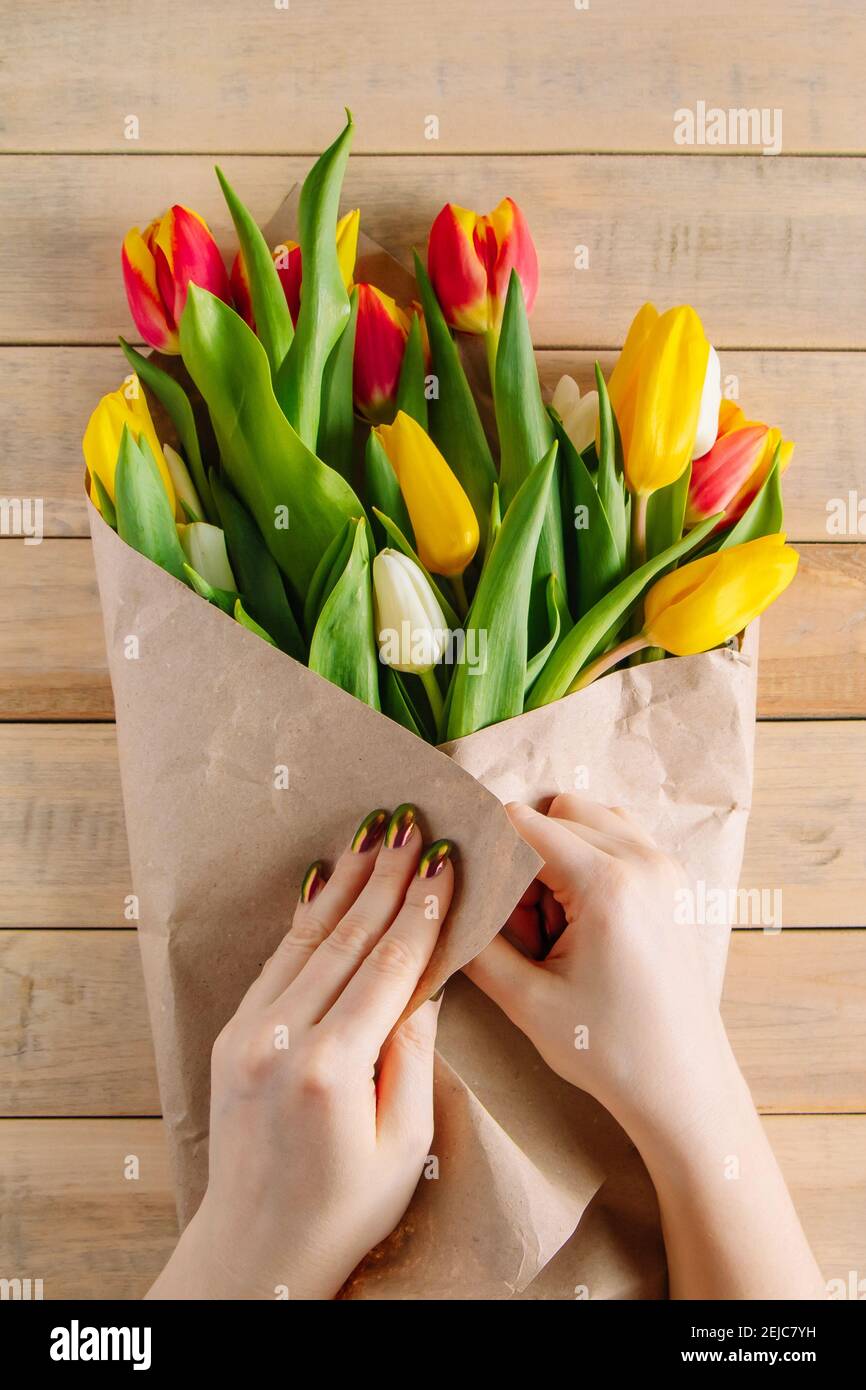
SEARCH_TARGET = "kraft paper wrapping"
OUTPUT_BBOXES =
[90,503,757,1301]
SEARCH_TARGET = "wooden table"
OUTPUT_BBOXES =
[1,1,864,1299]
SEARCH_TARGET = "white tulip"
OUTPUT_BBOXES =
[692,346,722,459]
[163,442,204,521]
[179,522,236,592]
[372,549,449,674]
[552,375,599,455]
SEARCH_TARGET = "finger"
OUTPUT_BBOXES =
[376,996,440,1155]
[505,801,601,895]
[280,806,425,1027]
[548,793,656,848]
[322,845,454,1050]
[242,808,391,1009]
[502,901,547,959]
[462,932,544,1036]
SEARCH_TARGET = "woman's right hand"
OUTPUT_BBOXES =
[463,794,739,1145]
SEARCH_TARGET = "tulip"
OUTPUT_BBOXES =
[606,302,659,459]
[374,411,479,583]
[725,426,795,526]
[178,522,237,593]
[686,423,769,525]
[373,548,449,727]
[122,205,231,353]
[353,284,412,421]
[427,197,538,337]
[692,346,722,459]
[231,208,359,330]
[162,443,205,522]
[551,375,599,456]
[83,377,176,517]
[571,534,798,687]
[623,305,711,497]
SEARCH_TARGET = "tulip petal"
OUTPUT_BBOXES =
[121,227,178,352]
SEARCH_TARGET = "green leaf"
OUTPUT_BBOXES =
[446,443,557,739]
[309,517,381,710]
[210,470,304,660]
[365,430,413,548]
[215,166,294,378]
[413,252,495,537]
[317,286,359,482]
[91,473,117,530]
[234,598,277,646]
[594,362,627,567]
[526,514,720,710]
[303,516,355,637]
[551,407,623,619]
[114,426,189,584]
[647,461,691,562]
[525,574,563,695]
[275,112,355,446]
[383,668,429,741]
[395,313,429,429]
[494,272,566,646]
[183,563,239,614]
[720,454,784,549]
[180,285,365,607]
[119,337,215,521]
[371,507,461,632]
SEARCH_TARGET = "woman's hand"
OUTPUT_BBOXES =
[465,794,825,1300]
[149,804,454,1301]
[463,793,730,1143]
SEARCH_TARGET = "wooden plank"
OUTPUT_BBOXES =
[1,541,862,721]
[0,1115,860,1297]
[2,1,863,155]
[4,348,864,543]
[2,929,863,1118]
[2,156,865,348]
[0,722,863,930]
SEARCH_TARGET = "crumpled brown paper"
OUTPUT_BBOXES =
[90,501,757,1300]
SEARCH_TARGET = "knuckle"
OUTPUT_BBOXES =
[372,851,412,887]
[284,915,327,951]
[369,932,420,979]
[327,914,374,957]
[298,1037,342,1100]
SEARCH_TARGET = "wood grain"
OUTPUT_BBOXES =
[4,348,864,542]
[2,929,863,1118]
[0,1115,859,1297]
[3,156,865,347]
[2,1,863,155]
[0,722,862,930]
[1,541,862,720]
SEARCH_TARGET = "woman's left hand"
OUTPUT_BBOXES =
[148,804,454,1300]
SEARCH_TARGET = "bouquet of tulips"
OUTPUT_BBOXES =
[82,113,795,1299]
[83,112,797,743]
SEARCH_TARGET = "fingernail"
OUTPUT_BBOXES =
[418,839,454,879]
[385,803,418,850]
[300,860,326,903]
[351,808,388,854]
[429,984,446,1002]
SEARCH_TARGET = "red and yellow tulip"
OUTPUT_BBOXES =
[231,208,359,330]
[122,206,231,354]
[427,197,538,335]
[83,378,176,516]
[686,422,770,525]
[353,284,413,421]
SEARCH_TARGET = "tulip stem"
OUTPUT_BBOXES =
[451,571,470,620]
[484,329,500,392]
[420,667,445,732]
[630,492,648,571]
[566,635,650,694]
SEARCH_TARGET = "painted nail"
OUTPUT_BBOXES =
[300,860,326,903]
[418,839,454,879]
[385,803,418,850]
[429,984,446,1002]
[351,809,388,854]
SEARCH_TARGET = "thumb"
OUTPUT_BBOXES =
[462,933,543,1036]
[376,996,440,1152]
[506,801,598,899]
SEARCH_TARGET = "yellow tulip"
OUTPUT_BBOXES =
[83,377,176,517]
[625,305,710,497]
[374,411,479,578]
[642,533,798,656]
[606,301,659,458]
[571,533,799,691]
